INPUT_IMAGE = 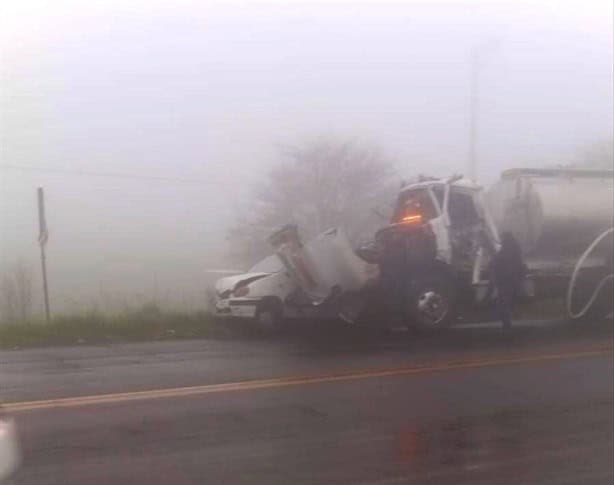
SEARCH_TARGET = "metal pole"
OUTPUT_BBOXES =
[468,47,479,181]
[37,187,51,322]
[40,245,50,323]
[468,39,501,182]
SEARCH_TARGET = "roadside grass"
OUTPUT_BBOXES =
[0,298,596,350]
[0,307,251,350]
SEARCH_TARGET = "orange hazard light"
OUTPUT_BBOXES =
[401,214,423,224]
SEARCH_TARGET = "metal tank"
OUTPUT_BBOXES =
[487,168,614,271]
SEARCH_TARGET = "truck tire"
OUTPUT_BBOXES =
[406,272,456,332]
[255,299,285,333]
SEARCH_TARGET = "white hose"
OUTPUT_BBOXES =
[566,227,614,320]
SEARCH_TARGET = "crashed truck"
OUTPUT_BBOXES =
[269,168,614,331]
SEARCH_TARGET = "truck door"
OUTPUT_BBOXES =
[427,186,452,264]
[445,188,495,283]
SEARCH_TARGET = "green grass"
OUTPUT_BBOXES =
[0,307,242,349]
[0,298,580,350]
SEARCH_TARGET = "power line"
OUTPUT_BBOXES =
[0,163,231,185]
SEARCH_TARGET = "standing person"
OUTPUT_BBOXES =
[377,229,408,322]
[490,232,526,330]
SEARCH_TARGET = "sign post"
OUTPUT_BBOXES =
[37,187,51,322]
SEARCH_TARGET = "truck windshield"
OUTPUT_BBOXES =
[448,191,480,227]
[392,189,439,224]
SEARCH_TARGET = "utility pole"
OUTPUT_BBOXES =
[37,187,51,322]
[468,46,480,182]
[468,39,500,182]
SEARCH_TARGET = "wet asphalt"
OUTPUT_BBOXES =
[2,319,613,484]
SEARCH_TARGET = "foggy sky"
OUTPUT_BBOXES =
[1,0,612,313]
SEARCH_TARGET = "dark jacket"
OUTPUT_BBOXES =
[490,232,526,295]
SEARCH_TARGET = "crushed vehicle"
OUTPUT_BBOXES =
[270,168,614,330]
[213,253,331,329]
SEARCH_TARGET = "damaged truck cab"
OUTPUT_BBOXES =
[375,176,500,329]
[269,177,502,331]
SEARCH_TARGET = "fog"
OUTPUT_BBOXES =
[1,0,612,315]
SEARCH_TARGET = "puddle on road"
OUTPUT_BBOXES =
[394,400,613,477]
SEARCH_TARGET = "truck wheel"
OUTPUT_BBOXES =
[255,300,284,333]
[406,274,456,332]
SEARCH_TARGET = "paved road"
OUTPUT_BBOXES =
[2,320,613,484]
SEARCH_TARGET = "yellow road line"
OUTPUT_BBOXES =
[5,347,612,414]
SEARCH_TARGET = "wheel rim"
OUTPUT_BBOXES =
[416,290,449,326]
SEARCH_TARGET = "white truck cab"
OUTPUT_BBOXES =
[393,177,499,270]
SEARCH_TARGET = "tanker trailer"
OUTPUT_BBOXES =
[486,168,614,319]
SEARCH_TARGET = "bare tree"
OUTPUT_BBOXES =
[228,136,397,266]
